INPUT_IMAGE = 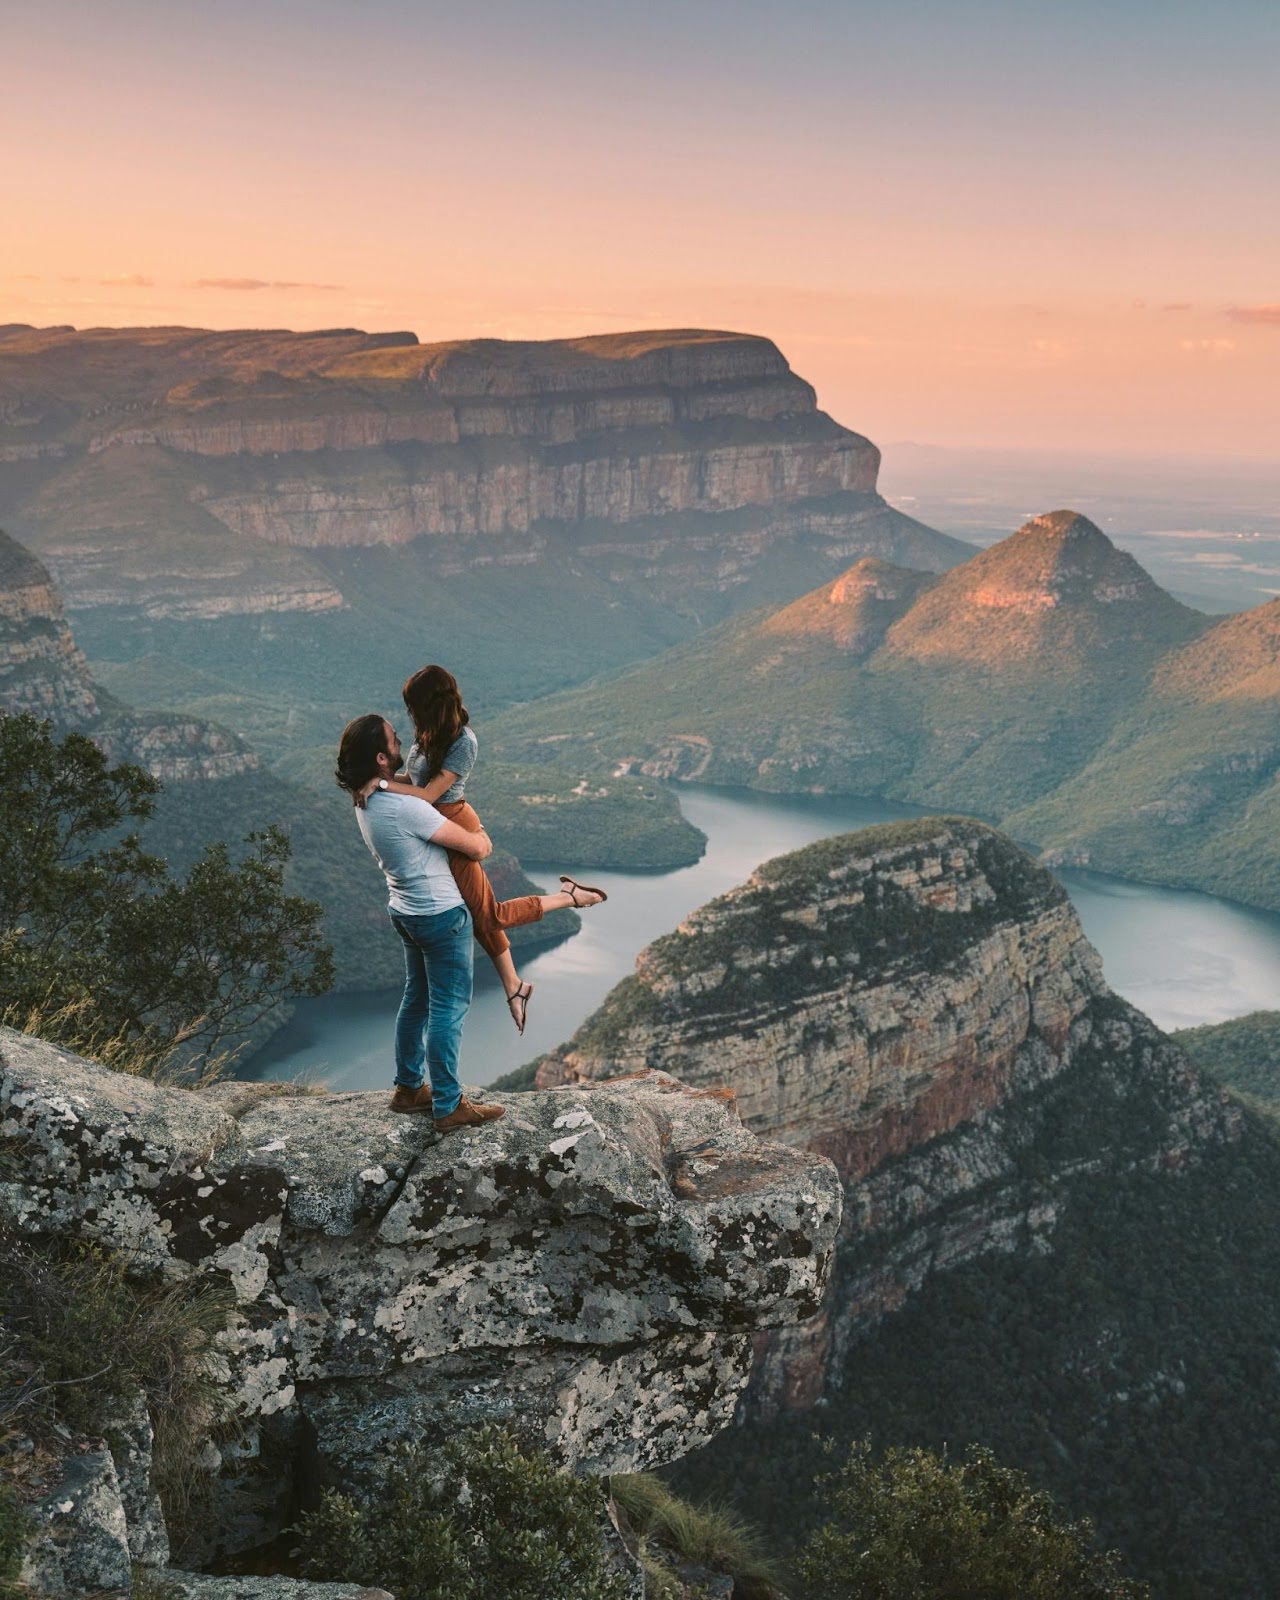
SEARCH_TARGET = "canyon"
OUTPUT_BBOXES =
[6,813,1269,1593]
[0,325,970,747]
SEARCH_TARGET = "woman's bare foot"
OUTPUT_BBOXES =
[560,875,608,908]
[506,980,533,1035]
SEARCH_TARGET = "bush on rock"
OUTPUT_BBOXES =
[798,1440,1149,1599]
[295,1424,631,1600]
[0,712,333,1077]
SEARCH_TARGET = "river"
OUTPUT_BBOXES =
[245,786,1280,1091]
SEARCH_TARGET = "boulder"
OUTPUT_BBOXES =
[18,1446,131,1597]
[1,1029,841,1567]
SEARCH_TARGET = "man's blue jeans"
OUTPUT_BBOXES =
[389,903,473,1117]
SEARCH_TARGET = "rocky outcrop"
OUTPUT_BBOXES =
[534,818,1241,1411]
[0,325,970,620]
[0,525,263,782]
[0,529,98,724]
[0,1031,841,1569]
[91,714,261,782]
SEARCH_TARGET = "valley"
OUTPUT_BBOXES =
[486,511,1280,915]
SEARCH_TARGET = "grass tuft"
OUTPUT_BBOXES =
[612,1472,784,1594]
[0,992,229,1087]
[0,1235,236,1548]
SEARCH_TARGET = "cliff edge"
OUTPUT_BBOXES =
[0,1035,841,1582]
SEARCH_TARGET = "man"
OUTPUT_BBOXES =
[336,712,505,1131]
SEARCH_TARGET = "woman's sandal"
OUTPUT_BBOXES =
[560,874,608,908]
[506,981,533,1036]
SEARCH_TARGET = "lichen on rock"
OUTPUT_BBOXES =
[0,1032,841,1571]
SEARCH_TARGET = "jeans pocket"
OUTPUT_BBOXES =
[451,905,472,936]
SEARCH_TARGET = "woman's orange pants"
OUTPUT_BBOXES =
[436,800,544,960]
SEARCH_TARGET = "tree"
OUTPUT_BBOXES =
[295,1425,630,1600]
[797,1440,1150,1600]
[0,713,333,1073]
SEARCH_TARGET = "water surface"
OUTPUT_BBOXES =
[246,787,1280,1091]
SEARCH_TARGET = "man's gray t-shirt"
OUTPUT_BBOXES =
[355,792,463,916]
[404,726,478,805]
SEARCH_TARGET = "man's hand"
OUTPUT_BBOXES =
[474,829,493,861]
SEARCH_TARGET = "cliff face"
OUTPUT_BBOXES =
[0,1030,841,1572]
[534,819,1240,1411]
[0,325,969,622]
[0,529,99,725]
[0,525,260,781]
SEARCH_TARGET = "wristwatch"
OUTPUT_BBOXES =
[377,779,389,790]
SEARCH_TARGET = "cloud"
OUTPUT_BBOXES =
[1161,301,1191,311]
[192,277,344,292]
[1180,338,1236,355]
[1227,303,1280,325]
[100,273,154,288]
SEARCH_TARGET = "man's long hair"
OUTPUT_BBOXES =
[402,665,469,780]
[335,713,388,795]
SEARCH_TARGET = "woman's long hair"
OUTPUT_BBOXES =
[402,664,469,780]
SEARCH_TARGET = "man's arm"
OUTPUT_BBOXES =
[354,768,457,809]
[430,818,492,860]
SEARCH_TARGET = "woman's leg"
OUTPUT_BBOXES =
[437,802,542,965]
[435,800,607,1031]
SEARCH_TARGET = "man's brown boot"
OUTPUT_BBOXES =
[433,1096,506,1132]
[389,1083,433,1114]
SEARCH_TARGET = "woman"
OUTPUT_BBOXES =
[359,664,607,1035]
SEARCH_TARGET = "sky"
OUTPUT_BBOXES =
[5,0,1279,455]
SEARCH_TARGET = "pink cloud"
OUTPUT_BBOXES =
[1227,304,1280,325]
[192,277,344,292]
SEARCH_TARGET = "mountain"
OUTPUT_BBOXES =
[0,323,971,754]
[877,510,1199,673]
[486,510,1280,910]
[1175,1009,1280,1122]
[1012,597,1280,906]
[507,820,1280,1594]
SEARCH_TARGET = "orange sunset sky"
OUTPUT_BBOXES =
[6,0,1279,457]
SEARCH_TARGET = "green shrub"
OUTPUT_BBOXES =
[0,712,333,1077]
[797,1440,1149,1599]
[294,1425,629,1600]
